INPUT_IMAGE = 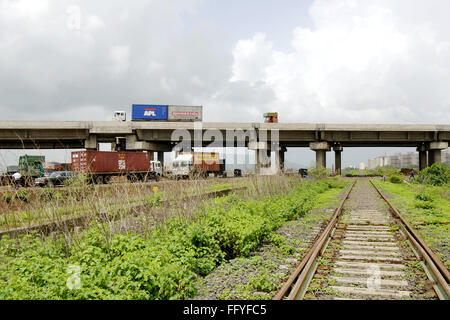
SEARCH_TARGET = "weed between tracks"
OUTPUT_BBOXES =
[0,176,347,299]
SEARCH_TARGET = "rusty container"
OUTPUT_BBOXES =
[72,151,152,173]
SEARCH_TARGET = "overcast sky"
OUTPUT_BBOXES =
[0,0,449,169]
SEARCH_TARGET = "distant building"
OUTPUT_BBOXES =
[368,159,377,170]
[359,162,366,170]
[443,150,449,164]
[376,156,390,167]
[389,154,401,168]
[367,151,424,169]
[400,152,418,167]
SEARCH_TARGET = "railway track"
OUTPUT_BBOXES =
[0,186,247,239]
[275,179,449,300]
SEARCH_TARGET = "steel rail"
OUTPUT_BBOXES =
[369,180,450,299]
[275,178,449,300]
[273,180,356,300]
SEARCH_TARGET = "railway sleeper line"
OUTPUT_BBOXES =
[274,179,449,300]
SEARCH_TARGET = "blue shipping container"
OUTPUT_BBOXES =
[132,104,168,120]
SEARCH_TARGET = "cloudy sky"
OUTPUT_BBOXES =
[0,0,449,169]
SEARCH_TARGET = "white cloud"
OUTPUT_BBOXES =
[109,45,130,78]
[1,0,450,126]
[227,0,450,124]
[230,33,274,85]
[1,0,50,20]
[85,15,105,31]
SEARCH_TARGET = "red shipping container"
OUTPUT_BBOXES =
[72,151,152,174]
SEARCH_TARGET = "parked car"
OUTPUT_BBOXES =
[46,171,76,187]
[34,175,49,187]
[299,168,308,178]
[35,169,60,187]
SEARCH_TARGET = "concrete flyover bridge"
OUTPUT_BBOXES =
[0,121,449,173]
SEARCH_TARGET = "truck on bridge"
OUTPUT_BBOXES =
[113,105,203,122]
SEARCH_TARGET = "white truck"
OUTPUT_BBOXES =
[150,160,163,179]
[171,152,226,179]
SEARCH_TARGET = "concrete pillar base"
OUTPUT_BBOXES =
[157,151,164,166]
[417,145,428,171]
[278,150,285,173]
[428,150,441,166]
[428,142,448,166]
[310,142,331,169]
[315,150,326,168]
[333,145,343,175]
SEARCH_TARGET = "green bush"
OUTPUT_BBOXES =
[415,192,434,202]
[388,174,403,184]
[0,179,348,299]
[308,166,328,180]
[54,192,64,201]
[38,188,54,201]
[414,201,435,209]
[0,179,346,300]
[2,192,12,203]
[417,163,450,186]
[14,189,28,202]
[377,166,400,176]
[423,208,443,217]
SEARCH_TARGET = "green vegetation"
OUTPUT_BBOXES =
[388,174,404,184]
[14,189,29,202]
[417,163,450,186]
[343,166,400,177]
[2,192,12,203]
[308,165,329,179]
[372,179,449,268]
[0,179,347,299]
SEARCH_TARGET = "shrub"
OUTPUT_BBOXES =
[2,192,12,203]
[38,188,54,201]
[417,163,450,186]
[308,166,328,180]
[54,192,64,201]
[414,201,435,209]
[388,174,403,184]
[0,179,346,300]
[423,208,443,217]
[14,189,28,202]
[415,192,434,202]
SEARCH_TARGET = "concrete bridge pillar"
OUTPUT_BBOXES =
[310,142,331,169]
[333,145,343,175]
[157,151,164,166]
[417,145,428,171]
[274,146,286,173]
[248,141,270,174]
[278,149,285,172]
[265,149,271,168]
[428,142,448,166]
[84,135,98,150]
